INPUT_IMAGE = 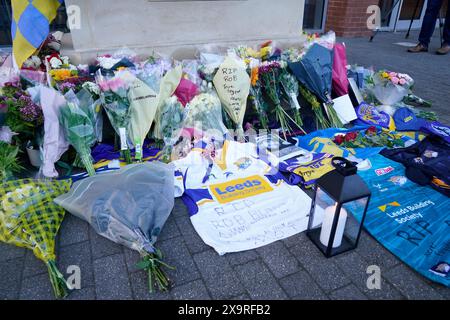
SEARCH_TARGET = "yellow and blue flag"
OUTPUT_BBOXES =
[11,0,63,68]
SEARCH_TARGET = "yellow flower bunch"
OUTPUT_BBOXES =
[49,69,77,81]
[381,71,390,79]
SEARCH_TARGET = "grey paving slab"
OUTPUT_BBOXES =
[355,232,401,270]
[58,214,89,247]
[230,293,251,300]
[0,258,23,299]
[334,251,404,300]
[171,279,211,300]
[93,253,132,300]
[20,273,55,300]
[279,271,328,300]
[0,243,26,262]
[175,214,210,254]
[22,250,48,278]
[57,241,94,289]
[383,264,444,300]
[172,198,189,218]
[256,241,301,278]
[429,283,450,299]
[234,260,288,300]
[226,249,259,267]
[157,214,180,241]
[282,232,307,248]
[157,236,202,287]
[66,286,96,300]
[129,271,173,300]
[123,247,142,274]
[328,284,369,300]
[193,250,246,299]
[288,240,351,293]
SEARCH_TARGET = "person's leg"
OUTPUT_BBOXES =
[443,1,450,45]
[418,0,444,47]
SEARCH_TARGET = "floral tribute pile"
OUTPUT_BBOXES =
[0,30,445,298]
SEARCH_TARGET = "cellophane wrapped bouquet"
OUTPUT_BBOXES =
[366,70,414,106]
[0,179,72,298]
[55,162,175,293]
[158,96,186,163]
[59,89,97,176]
[96,70,134,164]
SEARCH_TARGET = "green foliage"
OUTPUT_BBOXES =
[0,141,24,181]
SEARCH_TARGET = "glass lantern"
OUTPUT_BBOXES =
[307,157,371,258]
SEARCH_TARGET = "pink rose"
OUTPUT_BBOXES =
[391,77,399,85]
[98,80,110,91]
[108,78,121,92]
[399,78,406,85]
[388,72,397,78]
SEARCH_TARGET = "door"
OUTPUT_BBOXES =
[378,0,428,31]
[395,0,427,30]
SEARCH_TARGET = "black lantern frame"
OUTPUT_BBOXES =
[307,157,371,258]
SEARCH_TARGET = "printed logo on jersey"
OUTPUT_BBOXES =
[234,157,252,170]
[389,176,407,186]
[209,175,273,204]
[375,166,394,176]
[378,201,401,212]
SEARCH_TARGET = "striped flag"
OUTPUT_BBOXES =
[11,0,63,68]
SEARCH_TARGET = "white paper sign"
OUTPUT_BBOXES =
[327,94,357,125]
[348,78,364,105]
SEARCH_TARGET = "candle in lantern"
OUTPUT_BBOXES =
[319,205,348,248]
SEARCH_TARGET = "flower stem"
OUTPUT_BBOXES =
[122,149,132,164]
[47,260,70,299]
[80,153,95,176]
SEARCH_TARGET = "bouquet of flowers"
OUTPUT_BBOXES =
[158,96,186,162]
[259,61,292,138]
[21,55,47,86]
[299,84,331,129]
[248,67,269,130]
[333,126,405,149]
[1,83,44,146]
[0,179,72,298]
[59,90,97,176]
[96,71,133,164]
[279,66,306,133]
[151,66,183,141]
[184,92,228,141]
[289,43,343,129]
[46,53,79,86]
[128,73,161,161]
[55,162,175,293]
[366,70,414,105]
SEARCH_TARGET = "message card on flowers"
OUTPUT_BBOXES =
[213,57,250,131]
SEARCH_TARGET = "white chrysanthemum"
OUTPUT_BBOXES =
[49,57,62,69]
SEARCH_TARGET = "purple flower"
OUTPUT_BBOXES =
[18,95,43,124]
[58,81,76,93]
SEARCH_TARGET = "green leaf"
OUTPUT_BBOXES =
[135,260,151,270]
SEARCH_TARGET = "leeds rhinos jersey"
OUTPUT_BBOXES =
[172,139,312,255]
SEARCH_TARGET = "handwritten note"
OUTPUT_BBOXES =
[213,57,250,129]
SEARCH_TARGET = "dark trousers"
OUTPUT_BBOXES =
[418,0,450,46]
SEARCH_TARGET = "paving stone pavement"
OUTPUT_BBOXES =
[1,31,449,300]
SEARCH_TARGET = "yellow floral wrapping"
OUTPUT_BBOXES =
[0,179,71,262]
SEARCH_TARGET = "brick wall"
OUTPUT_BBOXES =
[325,0,379,37]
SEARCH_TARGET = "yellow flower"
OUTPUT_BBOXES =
[50,69,72,81]
[251,67,259,86]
